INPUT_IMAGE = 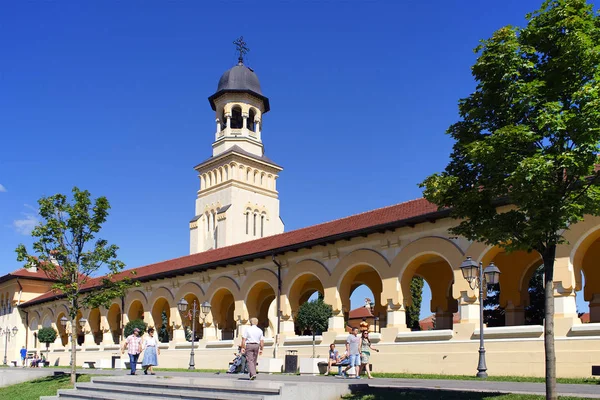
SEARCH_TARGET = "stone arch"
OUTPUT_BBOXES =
[174,282,205,302]
[127,300,144,321]
[392,237,464,310]
[241,268,278,300]
[29,316,39,349]
[334,250,388,323]
[56,312,68,346]
[107,302,122,344]
[151,296,172,341]
[41,311,53,328]
[88,308,102,345]
[148,286,174,307]
[205,276,240,301]
[331,249,390,287]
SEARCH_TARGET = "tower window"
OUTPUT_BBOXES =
[231,106,243,129]
[246,212,249,235]
[248,109,256,132]
[261,215,264,237]
[253,213,257,236]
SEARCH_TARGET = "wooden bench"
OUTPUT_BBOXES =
[83,361,96,369]
[10,360,18,367]
[592,366,600,376]
[41,361,50,367]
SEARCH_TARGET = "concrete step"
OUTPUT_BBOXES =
[66,382,267,400]
[90,377,281,397]
[39,396,59,400]
[57,387,263,400]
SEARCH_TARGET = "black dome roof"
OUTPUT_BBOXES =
[208,63,270,112]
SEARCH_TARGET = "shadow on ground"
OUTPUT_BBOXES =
[344,386,526,400]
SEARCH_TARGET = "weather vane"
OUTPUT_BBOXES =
[233,36,249,64]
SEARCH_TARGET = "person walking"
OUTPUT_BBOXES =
[20,346,27,368]
[343,327,361,379]
[358,330,379,379]
[241,317,264,380]
[142,327,159,375]
[122,327,143,375]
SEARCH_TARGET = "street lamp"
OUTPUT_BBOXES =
[0,326,18,365]
[460,256,501,379]
[178,298,211,370]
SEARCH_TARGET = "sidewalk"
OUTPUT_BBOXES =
[44,368,600,398]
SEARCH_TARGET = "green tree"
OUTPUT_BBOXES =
[406,276,424,330]
[420,1,600,398]
[158,311,170,343]
[295,298,333,358]
[526,266,546,325]
[16,187,136,384]
[37,327,58,362]
[124,319,148,338]
[483,283,505,327]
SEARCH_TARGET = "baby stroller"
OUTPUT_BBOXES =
[227,351,248,374]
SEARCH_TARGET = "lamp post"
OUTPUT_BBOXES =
[178,298,211,370]
[0,326,18,365]
[460,256,501,378]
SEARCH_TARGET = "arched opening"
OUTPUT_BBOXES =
[248,109,256,131]
[578,233,600,322]
[181,293,204,341]
[88,308,102,345]
[482,249,542,326]
[231,106,243,129]
[128,300,144,322]
[29,318,39,349]
[349,284,377,332]
[57,312,68,346]
[151,298,172,343]
[221,110,227,129]
[339,264,385,332]
[107,303,122,344]
[400,254,457,330]
[211,288,235,340]
[246,282,276,338]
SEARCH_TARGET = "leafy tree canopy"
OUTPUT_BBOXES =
[16,187,136,317]
[295,298,332,335]
[420,0,600,253]
[124,319,148,338]
[37,327,58,344]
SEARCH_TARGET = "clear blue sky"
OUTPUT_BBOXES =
[0,0,590,317]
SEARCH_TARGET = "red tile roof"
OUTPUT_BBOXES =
[21,198,443,307]
[0,268,58,285]
[348,307,374,319]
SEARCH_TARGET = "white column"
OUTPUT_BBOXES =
[327,314,346,333]
[256,121,261,140]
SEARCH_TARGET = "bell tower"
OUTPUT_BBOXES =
[189,38,284,254]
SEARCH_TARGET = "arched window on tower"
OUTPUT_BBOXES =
[248,109,256,132]
[231,106,243,129]
[261,215,265,237]
[245,212,249,235]
[253,213,257,236]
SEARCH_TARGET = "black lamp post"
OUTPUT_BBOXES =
[0,326,18,365]
[178,298,211,370]
[460,256,501,378]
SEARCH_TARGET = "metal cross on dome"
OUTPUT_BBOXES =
[233,36,249,64]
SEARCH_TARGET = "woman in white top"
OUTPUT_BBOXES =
[142,327,160,375]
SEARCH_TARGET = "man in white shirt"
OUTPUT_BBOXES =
[241,317,264,380]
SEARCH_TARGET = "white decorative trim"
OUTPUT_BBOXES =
[473,325,543,339]
[284,335,322,346]
[84,346,100,351]
[569,323,600,336]
[396,330,453,342]
[103,345,120,351]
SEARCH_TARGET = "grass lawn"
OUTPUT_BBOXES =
[343,387,595,400]
[370,372,598,385]
[0,373,90,400]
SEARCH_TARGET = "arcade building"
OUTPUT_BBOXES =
[1,55,599,377]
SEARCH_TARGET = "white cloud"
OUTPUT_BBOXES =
[0,184,6,192]
[13,207,40,235]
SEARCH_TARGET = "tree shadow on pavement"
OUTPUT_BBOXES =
[344,385,525,400]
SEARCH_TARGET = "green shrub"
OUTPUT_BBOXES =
[124,319,147,337]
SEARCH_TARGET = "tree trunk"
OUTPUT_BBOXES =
[70,319,76,385]
[46,343,50,365]
[312,331,316,358]
[542,245,557,400]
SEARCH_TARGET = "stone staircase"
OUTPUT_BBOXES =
[40,376,283,400]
